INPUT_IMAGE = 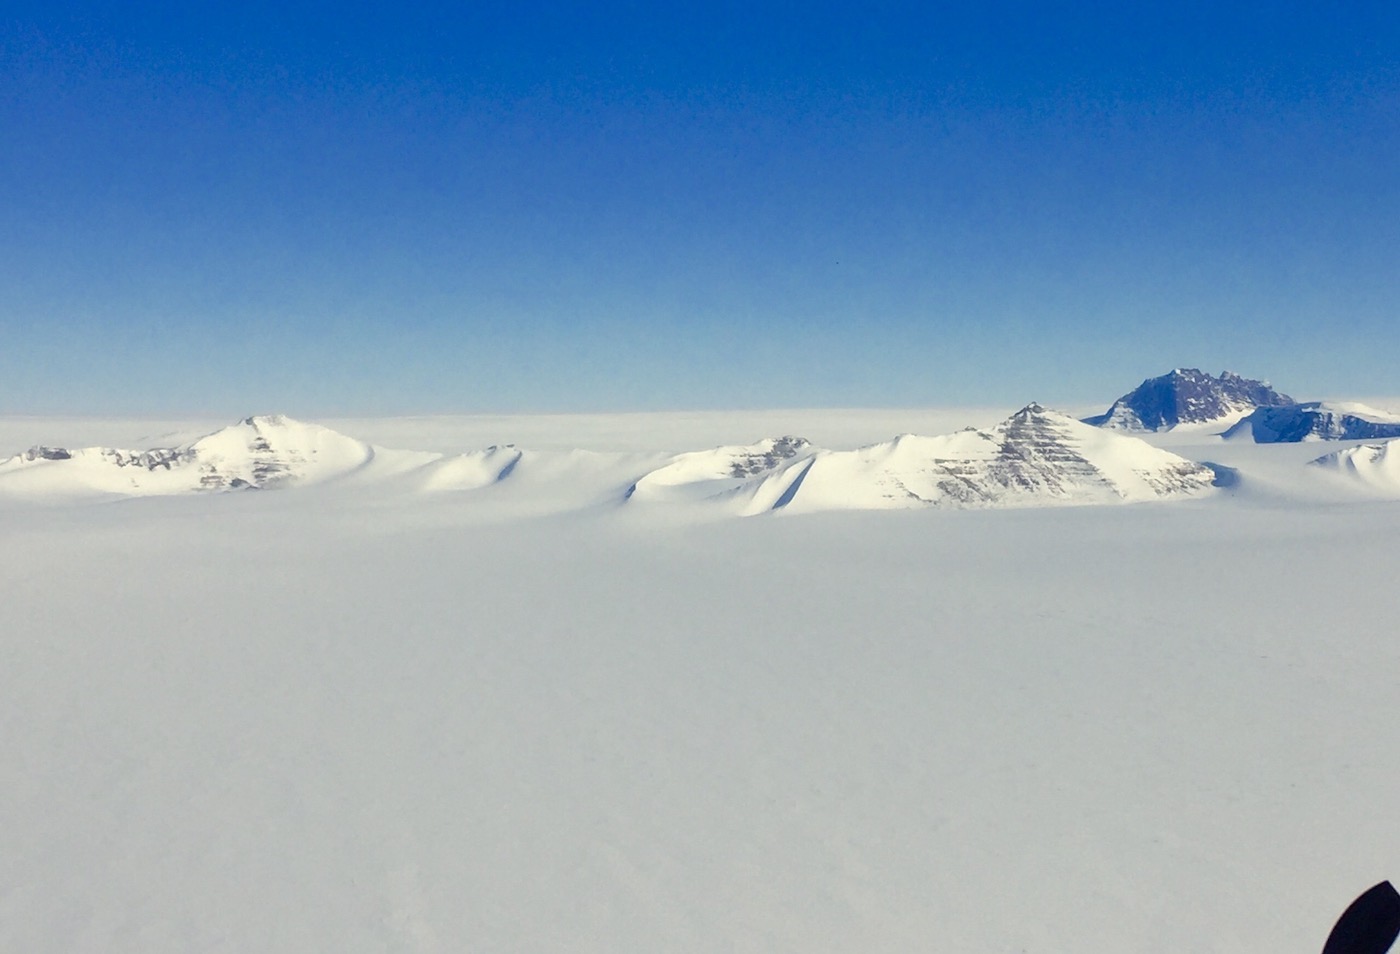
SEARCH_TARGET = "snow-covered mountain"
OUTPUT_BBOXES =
[0,415,544,500]
[2,409,1221,512]
[1310,439,1400,494]
[0,415,376,496]
[626,436,812,503]
[721,404,1217,514]
[1084,369,1293,431]
[1222,401,1400,443]
[25,405,1400,512]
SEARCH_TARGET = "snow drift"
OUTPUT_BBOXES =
[1310,439,1400,494]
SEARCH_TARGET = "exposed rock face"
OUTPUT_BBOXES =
[727,437,810,477]
[21,447,72,461]
[731,404,1218,514]
[1224,403,1400,443]
[1084,369,1293,431]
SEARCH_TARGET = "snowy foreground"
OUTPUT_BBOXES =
[2,408,1399,953]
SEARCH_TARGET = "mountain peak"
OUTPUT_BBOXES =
[239,413,303,429]
[1084,369,1292,431]
[0,415,374,496]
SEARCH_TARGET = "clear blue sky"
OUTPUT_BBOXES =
[2,2,1397,414]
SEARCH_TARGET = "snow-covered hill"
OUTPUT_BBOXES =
[1222,401,1400,443]
[1084,369,1292,431]
[726,404,1217,514]
[1310,439,1400,494]
[0,415,539,500]
[0,415,376,497]
[625,436,812,503]
[412,445,523,491]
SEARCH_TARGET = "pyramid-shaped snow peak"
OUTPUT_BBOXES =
[0,415,374,497]
[727,405,1217,515]
[180,415,375,488]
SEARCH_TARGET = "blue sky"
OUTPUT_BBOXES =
[2,2,1397,414]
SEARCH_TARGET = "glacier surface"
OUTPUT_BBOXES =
[1,408,1398,954]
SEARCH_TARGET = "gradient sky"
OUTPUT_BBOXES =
[3,2,1397,415]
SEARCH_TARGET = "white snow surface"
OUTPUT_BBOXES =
[2,408,1399,953]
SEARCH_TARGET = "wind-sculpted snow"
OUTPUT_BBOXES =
[1223,402,1400,443]
[1310,439,1400,494]
[414,445,523,491]
[625,436,812,503]
[727,404,1217,513]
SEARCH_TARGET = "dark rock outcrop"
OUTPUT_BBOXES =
[1084,369,1292,431]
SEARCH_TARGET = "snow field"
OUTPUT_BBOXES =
[1,410,1399,952]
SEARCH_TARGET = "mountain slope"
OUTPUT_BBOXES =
[1084,369,1293,431]
[730,404,1217,514]
[626,437,813,504]
[414,445,524,491]
[1310,440,1400,494]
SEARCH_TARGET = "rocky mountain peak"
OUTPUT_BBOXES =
[1084,369,1293,431]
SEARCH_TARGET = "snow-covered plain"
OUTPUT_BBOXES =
[2,408,1399,953]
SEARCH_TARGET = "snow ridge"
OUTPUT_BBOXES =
[626,436,813,503]
[1223,402,1400,443]
[1310,439,1400,494]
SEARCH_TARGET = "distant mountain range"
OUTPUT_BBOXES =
[4,371,1399,510]
[0,415,519,498]
[1,407,1218,512]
